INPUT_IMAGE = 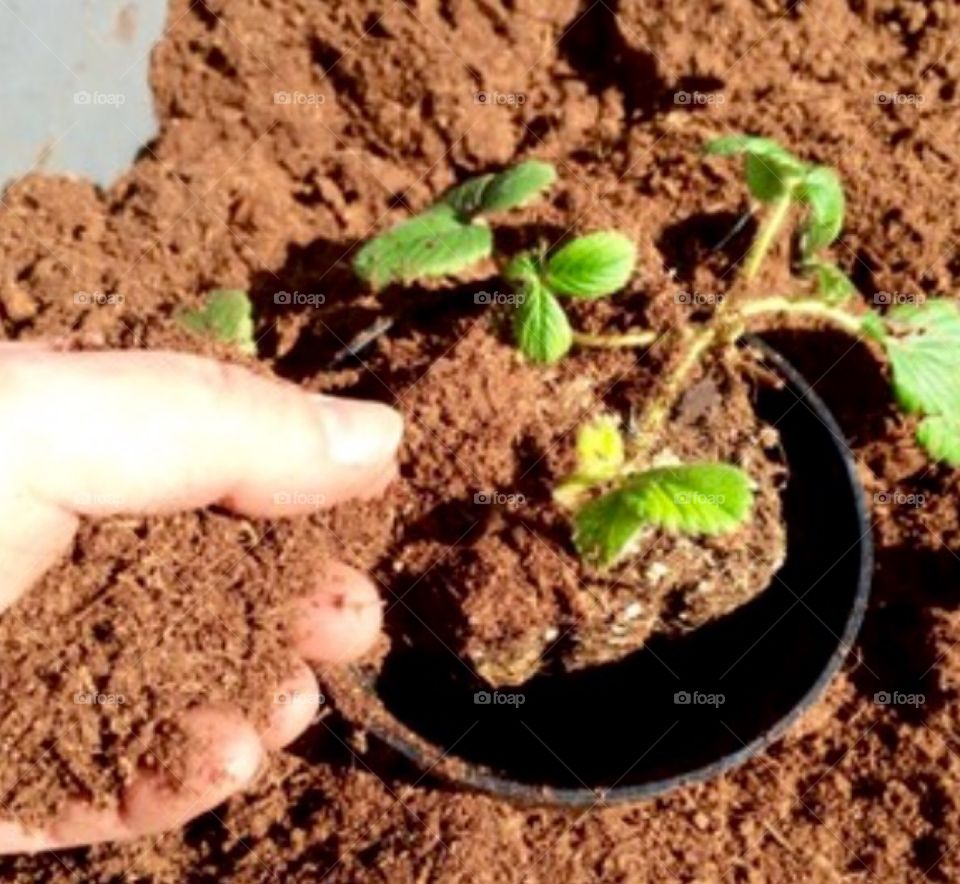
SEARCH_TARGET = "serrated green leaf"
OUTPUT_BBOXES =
[808,260,856,305]
[353,205,493,289]
[441,173,495,218]
[706,135,808,203]
[880,298,960,464]
[574,463,754,566]
[180,289,257,355]
[573,489,649,565]
[799,166,844,254]
[440,161,556,219]
[481,160,557,213]
[513,277,572,364]
[882,299,960,414]
[554,416,626,509]
[544,231,637,299]
[917,416,960,466]
[705,135,806,168]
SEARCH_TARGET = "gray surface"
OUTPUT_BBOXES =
[0,0,165,189]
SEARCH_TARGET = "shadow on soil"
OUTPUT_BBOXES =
[558,0,725,120]
[249,221,572,392]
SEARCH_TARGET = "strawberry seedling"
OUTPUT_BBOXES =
[352,144,960,570]
[353,160,556,290]
[504,231,638,363]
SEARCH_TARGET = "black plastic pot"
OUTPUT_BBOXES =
[359,336,873,806]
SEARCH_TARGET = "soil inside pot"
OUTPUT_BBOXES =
[318,312,788,690]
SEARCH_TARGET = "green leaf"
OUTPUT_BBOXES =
[574,463,754,566]
[573,489,649,566]
[917,416,960,466]
[442,173,495,218]
[706,135,808,203]
[504,251,541,287]
[180,289,257,355]
[744,154,791,202]
[879,298,960,464]
[808,260,856,305]
[544,232,637,299]
[799,166,844,254]
[480,160,557,213]
[554,416,626,509]
[513,276,572,364]
[440,160,556,219]
[882,299,960,414]
[353,205,493,289]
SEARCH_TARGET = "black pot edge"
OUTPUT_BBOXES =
[369,336,875,807]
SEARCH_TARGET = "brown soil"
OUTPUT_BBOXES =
[2,0,960,881]
[0,505,305,823]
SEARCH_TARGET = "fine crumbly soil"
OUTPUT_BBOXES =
[0,505,309,824]
[1,0,960,881]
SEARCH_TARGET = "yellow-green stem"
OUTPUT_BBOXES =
[563,189,812,473]
[742,193,793,281]
[740,296,865,336]
[572,329,659,349]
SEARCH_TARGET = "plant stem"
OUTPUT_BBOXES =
[626,327,715,469]
[624,191,800,468]
[742,193,793,281]
[740,296,864,336]
[572,329,659,349]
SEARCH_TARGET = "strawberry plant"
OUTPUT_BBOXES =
[353,144,960,568]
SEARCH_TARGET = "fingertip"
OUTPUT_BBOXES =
[291,562,383,663]
[121,706,264,837]
[261,663,321,750]
[45,804,133,851]
[220,396,402,516]
[315,395,404,472]
[0,707,268,854]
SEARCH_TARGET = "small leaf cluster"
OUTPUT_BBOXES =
[707,135,854,304]
[505,232,637,363]
[713,135,960,467]
[180,289,257,355]
[864,298,960,465]
[557,417,755,567]
[353,160,556,290]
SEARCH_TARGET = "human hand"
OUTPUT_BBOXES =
[0,344,402,853]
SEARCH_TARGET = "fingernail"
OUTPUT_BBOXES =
[315,395,403,467]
